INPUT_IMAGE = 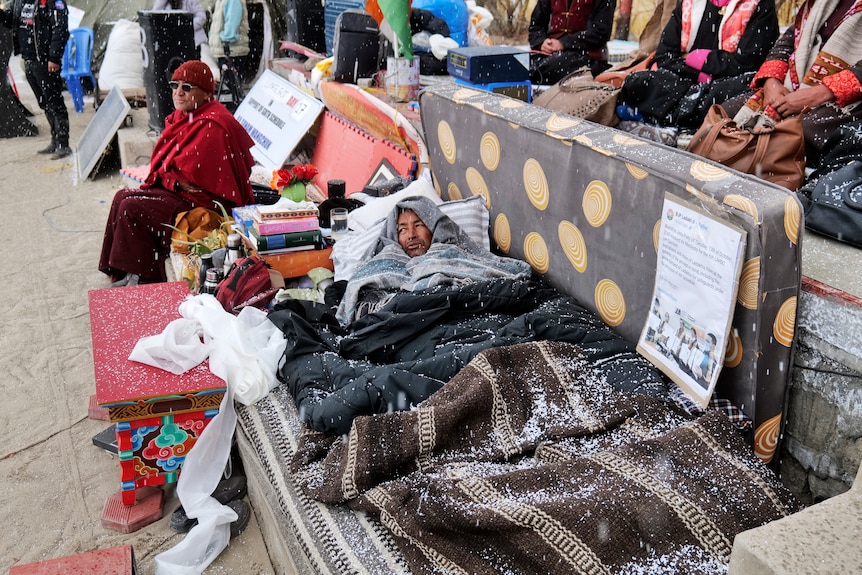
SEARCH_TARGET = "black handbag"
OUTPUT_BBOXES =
[798,160,862,248]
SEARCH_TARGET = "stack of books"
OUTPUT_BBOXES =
[233,201,323,255]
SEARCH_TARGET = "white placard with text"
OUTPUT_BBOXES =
[637,194,746,408]
[234,69,324,173]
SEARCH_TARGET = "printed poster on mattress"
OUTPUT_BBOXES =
[637,194,746,408]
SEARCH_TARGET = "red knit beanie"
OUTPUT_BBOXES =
[172,60,215,94]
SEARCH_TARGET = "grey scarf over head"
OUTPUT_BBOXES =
[335,196,532,325]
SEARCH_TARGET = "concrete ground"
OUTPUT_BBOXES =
[0,57,276,574]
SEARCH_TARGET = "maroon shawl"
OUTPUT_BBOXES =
[144,98,255,210]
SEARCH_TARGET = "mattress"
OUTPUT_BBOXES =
[236,388,411,575]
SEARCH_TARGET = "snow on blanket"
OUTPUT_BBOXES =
[290,341,801,575]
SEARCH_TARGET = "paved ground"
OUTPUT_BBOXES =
[0,57,276,574]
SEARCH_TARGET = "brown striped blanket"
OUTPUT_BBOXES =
[290,341,802,575]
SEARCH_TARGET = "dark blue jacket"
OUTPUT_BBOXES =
[0,0,69,65]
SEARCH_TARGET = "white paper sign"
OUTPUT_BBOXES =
[637,194,746,408]
[233,69,324,173]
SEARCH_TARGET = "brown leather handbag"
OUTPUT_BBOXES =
[687,104,806,190]
[593,50,655,88]
[533,71,620,126]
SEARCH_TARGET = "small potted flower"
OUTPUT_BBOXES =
[271,164,319,202]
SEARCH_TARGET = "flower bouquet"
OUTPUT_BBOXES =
[271,164,319,202]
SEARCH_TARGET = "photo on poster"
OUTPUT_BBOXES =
[637,194,747,408]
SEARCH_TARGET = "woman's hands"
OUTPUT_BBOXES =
[764,77,833,116]
[540,38,564,55]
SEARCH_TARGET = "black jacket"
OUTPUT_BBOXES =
[654,0,778,81]
[269,278,665,435]
[0,0,69,65]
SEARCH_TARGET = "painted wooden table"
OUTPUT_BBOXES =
[90,282,225,506]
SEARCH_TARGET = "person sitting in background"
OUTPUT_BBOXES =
[99,60,255,287]
[616,0,778,133]
[719,0,862,169]
[152,0,208,57]
[528,0,616,83]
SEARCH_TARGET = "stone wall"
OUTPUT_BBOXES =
[780,284,862,504]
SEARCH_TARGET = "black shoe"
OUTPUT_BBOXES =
[169,475,248,532]
[37,143,56,154]
[51,145,72,159]
[228,499,250,538]
[168,498,251,536]
[169,504,196,533]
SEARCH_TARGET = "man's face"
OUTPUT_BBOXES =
[397,210,433,257]
[170,80,210,113]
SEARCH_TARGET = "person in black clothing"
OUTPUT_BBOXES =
[0,0,70,158]
[617,0,778,131]
[528,0,616,84]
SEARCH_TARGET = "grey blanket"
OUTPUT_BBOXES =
[336,196,532,325]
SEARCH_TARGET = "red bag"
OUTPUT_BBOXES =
[215,255,278,314]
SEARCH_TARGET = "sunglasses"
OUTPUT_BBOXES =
[168,81,196,93]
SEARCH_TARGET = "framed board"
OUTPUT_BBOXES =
[636,194,746,408]
[233,69,325,173]
[76,86,131,180]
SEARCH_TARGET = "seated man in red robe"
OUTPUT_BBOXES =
[99,60,256,287]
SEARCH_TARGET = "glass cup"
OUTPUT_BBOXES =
[330,208,349,241]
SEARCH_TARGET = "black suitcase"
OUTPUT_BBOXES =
[332,9,380,83]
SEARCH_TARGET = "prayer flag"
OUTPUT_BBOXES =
[366,0,414,59]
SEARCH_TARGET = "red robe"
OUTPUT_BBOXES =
[99,99,255,283]
[144,98,256,210]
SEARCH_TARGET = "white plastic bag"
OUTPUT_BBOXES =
[466,0,494,47]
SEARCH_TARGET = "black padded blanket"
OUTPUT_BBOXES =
[267,277,666,435]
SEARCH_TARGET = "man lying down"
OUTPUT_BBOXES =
[267,196,668,435]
